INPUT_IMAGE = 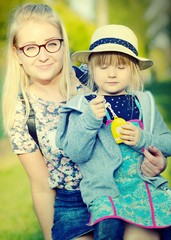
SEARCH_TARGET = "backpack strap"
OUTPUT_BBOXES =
[27,107,40,148]
[19,94,40,148]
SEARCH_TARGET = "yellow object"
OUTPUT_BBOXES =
[111,117,126,144]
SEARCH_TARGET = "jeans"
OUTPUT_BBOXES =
[51,189,93,240]
[94,218,124,240]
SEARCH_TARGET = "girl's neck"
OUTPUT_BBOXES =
[97,90,127,96]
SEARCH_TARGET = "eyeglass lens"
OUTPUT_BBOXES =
[21,39,63,57]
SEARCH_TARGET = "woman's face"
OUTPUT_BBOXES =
[15,21,64,84]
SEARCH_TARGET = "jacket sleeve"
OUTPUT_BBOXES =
[56,104,103,163]
[134,103,171,156]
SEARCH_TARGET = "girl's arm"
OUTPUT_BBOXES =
[18,150,56,240]
[57,105,103,163]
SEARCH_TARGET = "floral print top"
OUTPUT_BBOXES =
[9,89,83,190]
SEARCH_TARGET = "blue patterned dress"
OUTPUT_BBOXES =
[88,94,171,229]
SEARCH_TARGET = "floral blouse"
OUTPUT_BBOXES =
[9,89,83,190]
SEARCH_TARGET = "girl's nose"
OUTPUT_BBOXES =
[108,66,116,77]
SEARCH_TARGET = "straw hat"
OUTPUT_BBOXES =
[71,24,153,70]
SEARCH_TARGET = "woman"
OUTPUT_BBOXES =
[2,3,168,240]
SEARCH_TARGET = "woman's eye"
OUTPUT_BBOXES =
[48,42,57,47]
[25,45,36,51]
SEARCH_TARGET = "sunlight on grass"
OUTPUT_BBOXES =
[0,139,43,240]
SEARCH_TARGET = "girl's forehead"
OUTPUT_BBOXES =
[93,53,129,65]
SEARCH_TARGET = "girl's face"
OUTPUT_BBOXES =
[91,54,132,95]
[15,21,64,84]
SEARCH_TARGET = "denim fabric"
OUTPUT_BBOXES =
[93,218,124,240]
[51,189,93,240]
[160,226,171,240]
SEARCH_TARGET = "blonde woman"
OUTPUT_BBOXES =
[57,25,171,240]
[2,4,168,240]
[2,3,93,240]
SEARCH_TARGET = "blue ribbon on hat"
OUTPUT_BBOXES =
[89,37,138,56]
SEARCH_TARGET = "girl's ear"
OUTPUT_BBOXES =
[13,47,22,65]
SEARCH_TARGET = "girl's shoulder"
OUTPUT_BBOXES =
[134,90,155,104]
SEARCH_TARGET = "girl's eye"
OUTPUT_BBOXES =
[100,65,108,69]
[117,64,126,69]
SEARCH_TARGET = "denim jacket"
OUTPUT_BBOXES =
[56,91,171,206]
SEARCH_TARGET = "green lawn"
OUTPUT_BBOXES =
[0,139,43,240]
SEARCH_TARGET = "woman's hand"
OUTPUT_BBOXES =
[141,146,167,177]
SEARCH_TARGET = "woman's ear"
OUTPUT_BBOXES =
[13,46,22,65]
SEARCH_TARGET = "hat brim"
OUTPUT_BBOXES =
[71,45,153,70]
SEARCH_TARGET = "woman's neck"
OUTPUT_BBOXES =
[29,80,65,102]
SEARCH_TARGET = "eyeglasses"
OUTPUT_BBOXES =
[17,38,63,58]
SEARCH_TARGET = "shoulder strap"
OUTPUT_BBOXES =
[27,107,40,147]
[19,94,40,147]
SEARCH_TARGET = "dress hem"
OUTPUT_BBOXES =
[88,215,171,229]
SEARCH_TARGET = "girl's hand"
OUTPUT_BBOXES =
[90,95,106,119]
[120,121,140,146]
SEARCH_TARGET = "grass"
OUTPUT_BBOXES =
[0,139,43,240]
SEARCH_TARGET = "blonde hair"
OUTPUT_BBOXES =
[88,52,143,92]
[2,3,72,133]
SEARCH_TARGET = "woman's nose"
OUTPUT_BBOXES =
[38,46,49,61]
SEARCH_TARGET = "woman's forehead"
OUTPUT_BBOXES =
[16,21,60,45]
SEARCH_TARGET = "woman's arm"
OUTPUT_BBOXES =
[141,146,167,177]
[18,149,56,240]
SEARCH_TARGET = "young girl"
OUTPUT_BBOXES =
[57,25,171,240]
[2,3,94,240]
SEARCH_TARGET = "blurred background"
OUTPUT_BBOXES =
[0,0,171,239]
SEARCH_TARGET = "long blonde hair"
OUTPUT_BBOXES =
[88,52,143,92]
[2,3,72,133]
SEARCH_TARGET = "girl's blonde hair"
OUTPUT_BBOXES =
[88,52,143,92]
[2,3,72,133]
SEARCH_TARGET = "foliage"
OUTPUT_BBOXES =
[0,70,4,138]
[146,81,171,127]
[52,1,96,54]
[108,0,150,54]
